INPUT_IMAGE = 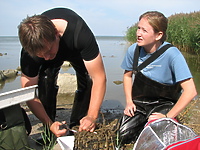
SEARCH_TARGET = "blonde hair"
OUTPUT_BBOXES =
[139,11,168,42]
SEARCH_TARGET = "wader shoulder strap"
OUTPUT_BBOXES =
[133,44,173,73]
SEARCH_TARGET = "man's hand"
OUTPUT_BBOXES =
[50,121,67,137]
[79,115,96,132]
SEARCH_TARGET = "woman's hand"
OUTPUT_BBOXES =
[50,121,67,137]
[79,115,96,132]
[148,112,166,122]
[124,101,136,117]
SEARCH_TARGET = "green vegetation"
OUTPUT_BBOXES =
[125,22,138,44]
[29,125,57,150]
[125,11,200,54]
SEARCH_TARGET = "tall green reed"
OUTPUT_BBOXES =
[125,11,200,54]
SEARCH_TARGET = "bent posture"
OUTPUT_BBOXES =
[18,8,106,139]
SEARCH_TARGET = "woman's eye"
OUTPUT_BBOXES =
[143,29,147,33]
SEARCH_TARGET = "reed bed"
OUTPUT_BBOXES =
[126,11,200,54]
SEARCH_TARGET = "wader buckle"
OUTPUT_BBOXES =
[0,122,7,130]
[133,70,138,75]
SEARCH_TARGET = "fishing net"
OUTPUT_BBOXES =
[72,119,118,150]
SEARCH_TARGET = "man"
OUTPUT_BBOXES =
[18,7,106,141]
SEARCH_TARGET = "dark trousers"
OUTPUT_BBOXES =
[118,99,174,144]
[118,72,180,145]
[38,56,92,127]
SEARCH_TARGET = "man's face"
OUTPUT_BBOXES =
[36,35,60,60]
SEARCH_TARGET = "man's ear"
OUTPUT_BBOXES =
[55,29,59,36]
[156,31,163,41]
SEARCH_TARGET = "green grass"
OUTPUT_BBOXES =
[29,125,57,150]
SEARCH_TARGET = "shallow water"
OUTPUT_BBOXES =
[0,36,199,111]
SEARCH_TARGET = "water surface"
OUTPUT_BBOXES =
[0,36,199,111]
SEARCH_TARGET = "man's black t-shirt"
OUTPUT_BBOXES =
[20,8,99,77]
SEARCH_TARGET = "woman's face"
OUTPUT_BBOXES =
[136,17,160,50]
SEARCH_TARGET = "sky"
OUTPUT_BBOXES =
[0,0,200,36]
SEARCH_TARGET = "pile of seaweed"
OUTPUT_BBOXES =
[72,119,119,150]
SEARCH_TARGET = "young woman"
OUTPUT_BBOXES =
[118,11,197,144]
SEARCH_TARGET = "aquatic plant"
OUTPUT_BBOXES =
[29,125,57,150]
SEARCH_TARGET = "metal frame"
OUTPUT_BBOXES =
[0,85,38,109]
